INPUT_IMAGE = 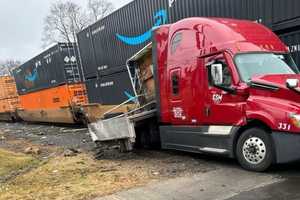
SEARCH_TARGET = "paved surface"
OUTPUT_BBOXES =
[95,166,282,200]
[94,156,300,200]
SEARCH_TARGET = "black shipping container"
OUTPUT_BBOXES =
[78,0,272,79]
[272,0,300,28]
[77,28,98,79]
[77,0,300,106]
[85,78,102,103]
[279,30,300,66]
[86,71,134,105]
[13,43,82,95]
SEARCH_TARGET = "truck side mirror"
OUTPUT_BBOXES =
[211,64,223,86]
[286,79,299,89]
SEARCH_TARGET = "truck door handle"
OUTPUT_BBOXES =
[205,106,211,116]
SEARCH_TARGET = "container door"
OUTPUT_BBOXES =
[202,53,244,125]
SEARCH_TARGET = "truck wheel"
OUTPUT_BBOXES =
[236,128,274,172]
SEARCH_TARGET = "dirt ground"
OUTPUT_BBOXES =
[0,122,216,200]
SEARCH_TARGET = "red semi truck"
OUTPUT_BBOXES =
[89,17,300,172]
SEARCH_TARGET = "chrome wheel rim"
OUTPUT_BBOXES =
[242,136,266,165]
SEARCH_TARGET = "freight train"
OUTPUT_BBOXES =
[0,43,132,124]
[0,0,299,125]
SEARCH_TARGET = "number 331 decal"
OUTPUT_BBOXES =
[278,123,291,131]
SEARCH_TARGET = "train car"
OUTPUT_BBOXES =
[0,76,21,121]
[12,43,88,124]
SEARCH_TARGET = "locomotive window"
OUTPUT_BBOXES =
[171,32,182,54]
[172,73,180,95]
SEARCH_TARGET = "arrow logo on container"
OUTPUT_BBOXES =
[116,9,167,45]
[25,68,38,82]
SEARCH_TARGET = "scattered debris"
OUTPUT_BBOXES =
[36,132,45,136]
[63,148,80,157]
[151,171,160,176]
[24,147,41,155]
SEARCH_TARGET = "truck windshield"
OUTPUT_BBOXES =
[235,53,299,82]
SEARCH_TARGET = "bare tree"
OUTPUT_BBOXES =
[87,0,115,22]
[0,60,21,76]
[42,1,89,47]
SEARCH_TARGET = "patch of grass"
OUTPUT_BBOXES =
[0,149,38,178]
[0,154,154,200]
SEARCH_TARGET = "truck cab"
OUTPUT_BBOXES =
[153,18,300,171]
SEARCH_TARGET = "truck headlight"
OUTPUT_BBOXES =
[290,113,300,128]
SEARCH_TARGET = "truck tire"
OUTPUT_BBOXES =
[236,128,274,172]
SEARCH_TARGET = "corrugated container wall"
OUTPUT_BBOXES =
[0,76,19,100]
[78,0,274,105]
[78,0,272,79]
[272,0,300,31]
[279,30,300,66]
[13,43,82,95]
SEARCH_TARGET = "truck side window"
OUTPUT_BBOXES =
[207,59,232,87]
[172,73,180,95]
[171,32,182,54]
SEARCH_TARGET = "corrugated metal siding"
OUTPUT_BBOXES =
[77,28,97,79]
[85,78,101,104]
[13,43,82,95]
[78,0,275,105]
[273,0,300,24]
[85,71,134,105]
[98,71,135,105]
[75,0,300,106]
[78,0,273,79]
[279,30,300,66]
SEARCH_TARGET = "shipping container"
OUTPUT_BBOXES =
[85,78,101,103]
[18,83,87,124]
[0,97,20,121]
[86,70,135,105]
[272,0,300,31]
[279,29,300,66]
[13,43,82,95]
[0,76,20,121]
[0,76,19,100]
[0,97,20,113]
[78,0,274,106]
[77,28,98,79]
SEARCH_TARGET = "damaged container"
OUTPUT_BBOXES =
[12,43,89,124]
[0,76,20,121]
[17,83,88,124]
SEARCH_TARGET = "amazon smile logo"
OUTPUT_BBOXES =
[116,9,167,45]
[25,68,38,82]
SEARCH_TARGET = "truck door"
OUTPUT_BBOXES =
[203,53,244,125]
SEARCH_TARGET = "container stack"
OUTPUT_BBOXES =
[78,0,300,108]
[12,43,88,124]
[0,76,20,121]
[273,0,300,68]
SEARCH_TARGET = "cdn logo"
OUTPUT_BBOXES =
[169,0,177,7]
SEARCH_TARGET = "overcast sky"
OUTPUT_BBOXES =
[0,0,132,62]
